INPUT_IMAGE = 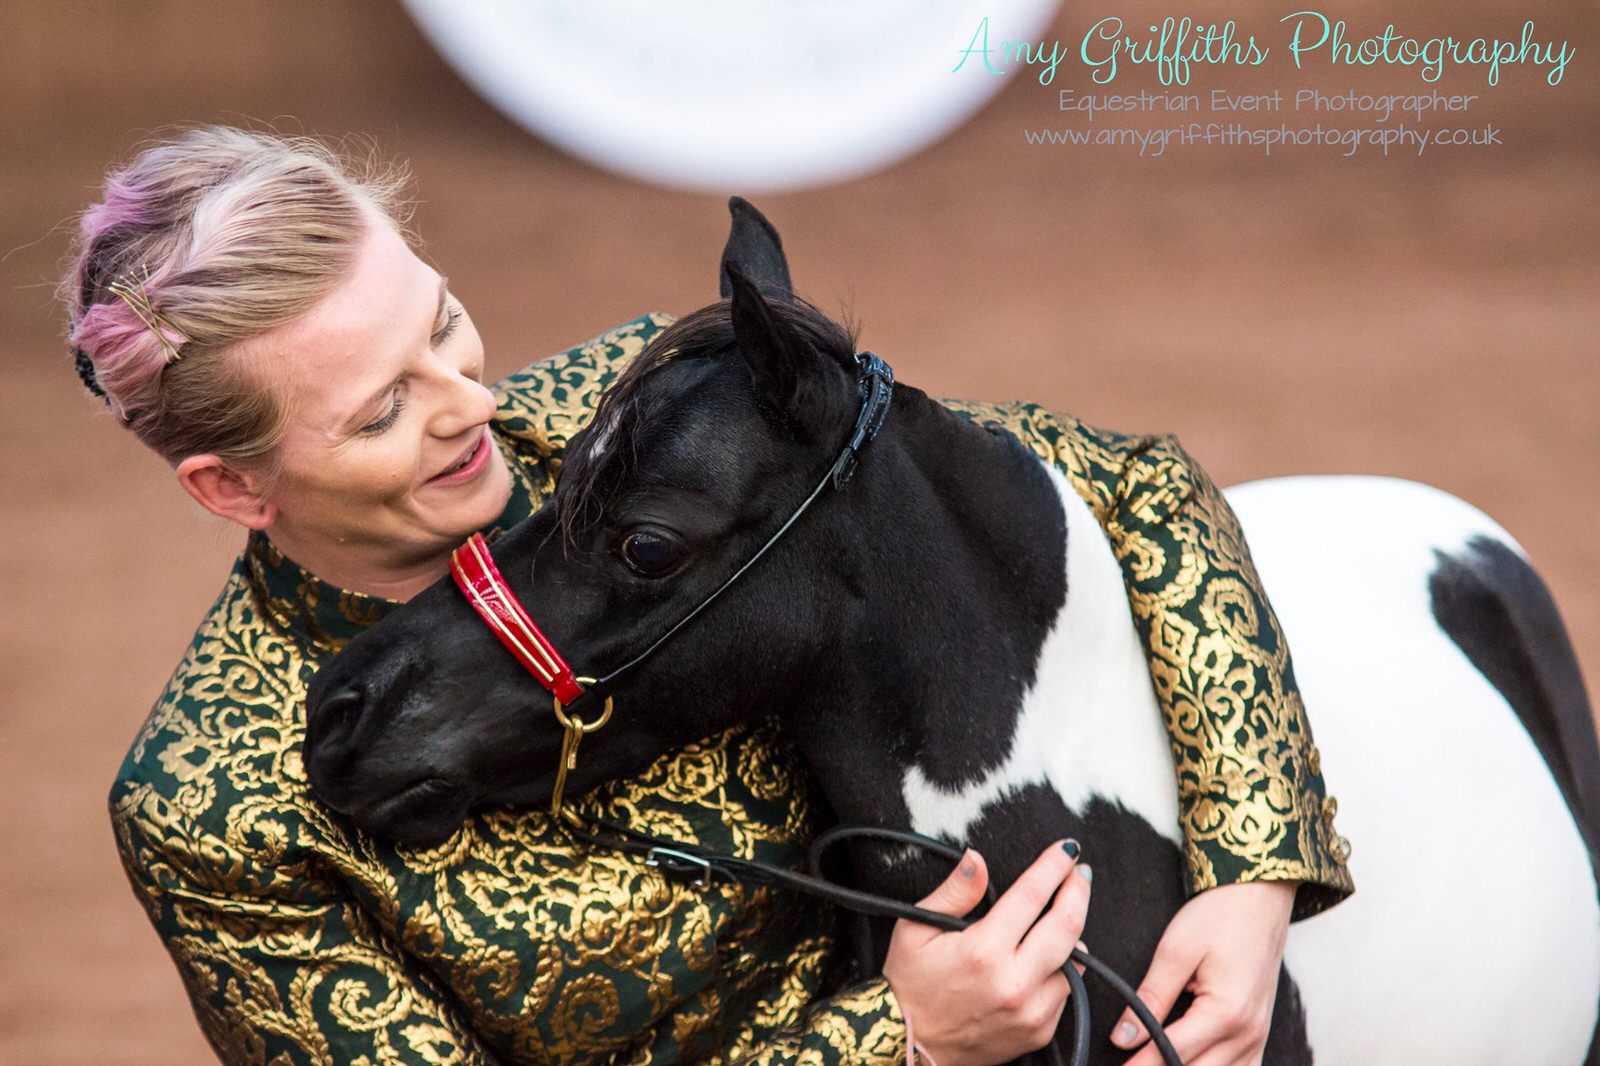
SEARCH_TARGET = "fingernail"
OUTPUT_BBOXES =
[1078,863,1093,884]
[959,849,977,878]
[1061,838,1080,859]
[1113,1021,1139,1046]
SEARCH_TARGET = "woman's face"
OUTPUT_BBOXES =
[254,217,513,573]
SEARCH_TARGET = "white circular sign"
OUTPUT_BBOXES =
[402,0,1063,192]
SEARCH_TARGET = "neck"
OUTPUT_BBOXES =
[784,386,1068,826]
[260,523,454,603]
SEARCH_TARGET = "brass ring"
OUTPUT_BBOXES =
[552,677,613,733]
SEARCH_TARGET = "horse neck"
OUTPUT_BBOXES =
[785,385,1071,825]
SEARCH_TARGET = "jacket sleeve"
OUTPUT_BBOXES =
[110,780,497,1066]
[1093,430,1353,920]
[938,399,1354,921]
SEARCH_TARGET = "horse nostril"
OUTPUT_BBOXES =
[307,685,367,767]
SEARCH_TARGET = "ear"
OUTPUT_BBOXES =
[176,454,278,530]
[726,262,826,434]
[719,196,793,300]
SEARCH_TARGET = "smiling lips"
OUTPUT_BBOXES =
[428,428,491,485]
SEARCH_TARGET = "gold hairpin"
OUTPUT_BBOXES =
[107,266,183,366]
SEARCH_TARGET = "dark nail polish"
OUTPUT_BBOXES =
[1061,839,1081,859]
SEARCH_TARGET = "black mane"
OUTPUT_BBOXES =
[556,295,859,548]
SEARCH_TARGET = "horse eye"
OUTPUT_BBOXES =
[620,531,681,576]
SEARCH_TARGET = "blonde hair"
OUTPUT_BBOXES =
[61,125,414,479]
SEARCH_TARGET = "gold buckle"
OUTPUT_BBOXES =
[549,676,613,824]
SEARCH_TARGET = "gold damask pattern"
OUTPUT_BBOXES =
[111,313,1350,1066]
[939,399,1354,919]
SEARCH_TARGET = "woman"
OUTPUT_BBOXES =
[72,126,1350,1065]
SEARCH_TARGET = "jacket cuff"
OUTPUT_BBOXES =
[736,975,907,1064]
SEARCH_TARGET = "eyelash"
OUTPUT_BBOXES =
[360,395,406,436]
[359,303,462,436]
[433,305,462,343]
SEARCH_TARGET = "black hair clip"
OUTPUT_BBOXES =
[74,348,109,400]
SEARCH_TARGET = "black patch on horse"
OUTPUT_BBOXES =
[1429,534,1600,1065]
[1429,535,1600,868]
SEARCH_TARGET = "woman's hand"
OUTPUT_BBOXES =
[1113,880,1298,1066]
[882,841,1091,1066]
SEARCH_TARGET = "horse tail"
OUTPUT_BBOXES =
[1429,534,1600,871]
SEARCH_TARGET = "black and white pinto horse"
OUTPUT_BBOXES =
[305,201,1600,1064]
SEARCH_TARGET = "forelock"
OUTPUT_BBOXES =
[553,295,858,550]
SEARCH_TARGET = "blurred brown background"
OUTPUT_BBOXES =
[2,1,1595,1061]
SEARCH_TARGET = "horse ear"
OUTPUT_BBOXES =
[726,262,819,431]
[719,196,793,300]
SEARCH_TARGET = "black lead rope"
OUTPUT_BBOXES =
[566,815,1183,1066]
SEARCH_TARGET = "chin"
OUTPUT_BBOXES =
[483,444,514,499]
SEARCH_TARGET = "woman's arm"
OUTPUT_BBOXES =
[1094,433,1351,1064]
[942,400,1353,1065]
[111,782,496,1066]
[939,399,1353,911]
[492,324,1320,1062]
[499,319,1354,905]
[1093,428,1353,912]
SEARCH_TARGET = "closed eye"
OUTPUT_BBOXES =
[359,393,406,435]
[433,304,462,345]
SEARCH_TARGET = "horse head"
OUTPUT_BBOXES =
[303,200,891,845]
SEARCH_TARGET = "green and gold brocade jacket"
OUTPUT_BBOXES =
[111,313,1352,1066]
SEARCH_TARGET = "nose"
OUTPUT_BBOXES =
[427,368,497,441]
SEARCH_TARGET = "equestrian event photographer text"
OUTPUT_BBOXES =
[953,13,1575,86]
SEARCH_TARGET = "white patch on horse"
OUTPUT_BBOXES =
[901,462,1180,847]
[1227,475,1600,1065]
[584,410,620,463]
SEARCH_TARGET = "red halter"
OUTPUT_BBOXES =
[450,532,613,824]
[449,532,584,704]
